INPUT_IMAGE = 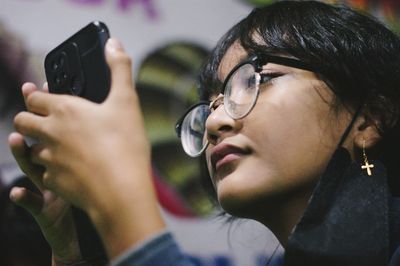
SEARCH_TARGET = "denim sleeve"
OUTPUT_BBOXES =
[109,231,194,266]
[388,245,400,266]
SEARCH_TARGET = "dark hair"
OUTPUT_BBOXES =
[199,0,400,194]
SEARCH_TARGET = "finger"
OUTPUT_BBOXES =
[31,143,52,165]
[42,82,49,93]
[14,111,47,139]
[21,82,40,103]
[22,83,51,115]
[8,132,46,191]
[105,38,135,101]
[9,186,44,217]
[24,90,55,116]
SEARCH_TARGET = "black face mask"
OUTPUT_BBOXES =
[284,147,390,266]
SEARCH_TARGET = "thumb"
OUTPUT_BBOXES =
[104,38,135,102]
[10,186,44,217]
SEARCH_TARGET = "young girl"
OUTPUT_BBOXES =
[8,1,400,265]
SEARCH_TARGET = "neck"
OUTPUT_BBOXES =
[255,186,314,247]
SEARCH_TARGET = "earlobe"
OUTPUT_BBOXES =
[353,116,382,149]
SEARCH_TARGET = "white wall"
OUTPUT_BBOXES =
[0,0,251,71]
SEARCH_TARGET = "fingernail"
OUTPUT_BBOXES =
[9,187,17,201]
[107,38,124,52]
[21,84,31,97]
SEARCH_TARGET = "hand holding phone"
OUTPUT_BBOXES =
[43,21,112,265]
[11,24,162,261]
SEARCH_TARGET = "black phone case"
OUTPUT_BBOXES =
[44,21,110,103]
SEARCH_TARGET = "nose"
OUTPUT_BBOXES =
[205,98,242,145]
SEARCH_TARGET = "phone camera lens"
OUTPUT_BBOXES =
[59,56,65,67]
[52,61,59,71]
[71,78,83,96]
[54,72,67,86]
[53,54,66,71]
[59,54,67,69]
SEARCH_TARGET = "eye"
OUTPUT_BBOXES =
[246,75,258,88]
[259,73,283,85]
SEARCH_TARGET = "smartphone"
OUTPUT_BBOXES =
[44,21,110,103]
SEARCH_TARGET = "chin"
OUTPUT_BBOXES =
[215,176,291,220]
[216,181,261,218]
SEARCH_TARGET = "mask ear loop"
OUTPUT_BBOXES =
[336,102,364,148]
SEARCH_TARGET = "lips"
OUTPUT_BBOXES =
[210,143,249,172]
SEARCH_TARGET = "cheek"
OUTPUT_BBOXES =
[247,84,344,183]
[251,106,327,159]
[241,88,338,191]
[244,119,322,191]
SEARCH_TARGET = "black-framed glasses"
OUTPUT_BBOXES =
[175,54,316,157]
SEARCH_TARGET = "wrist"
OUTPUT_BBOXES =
[85,175,166,259]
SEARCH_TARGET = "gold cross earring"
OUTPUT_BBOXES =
[361,140,374,176]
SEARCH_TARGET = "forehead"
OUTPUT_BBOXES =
[217,41,248,82]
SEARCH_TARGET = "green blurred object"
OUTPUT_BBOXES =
[136,42,209,144]
[240,0,276,7]
[136,42,216,217]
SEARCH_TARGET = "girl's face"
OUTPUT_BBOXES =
[204,43,352,221]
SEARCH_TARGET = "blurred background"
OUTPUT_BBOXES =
[0,0,398,265]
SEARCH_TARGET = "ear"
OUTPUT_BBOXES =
[352,115,382,150]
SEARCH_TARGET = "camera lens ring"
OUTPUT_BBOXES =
[71,77,83,96]
[52,60,59,71]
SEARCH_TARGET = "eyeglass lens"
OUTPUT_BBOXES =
[181,104,210,156]
[224,63,259,119]
[180,62,259,157]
